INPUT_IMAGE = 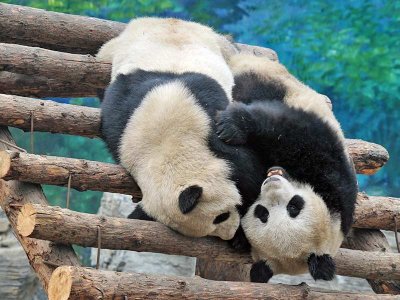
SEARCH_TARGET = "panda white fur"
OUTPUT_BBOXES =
[97,17,243,240]
[216,53,358,281]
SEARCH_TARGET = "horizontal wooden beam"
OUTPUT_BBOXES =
[47,266,397,300]
[0,94,100,137]
[0,150,141,198]
[17,203,400,281]
[0,43,110,97]
[0,4,279,60]
[1,150,398,231]
[0,94,389,175]
[0,3,124,55]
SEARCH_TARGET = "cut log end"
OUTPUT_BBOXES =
[0,150,11,178]
[48,266,72,300]
[16,203,37,237]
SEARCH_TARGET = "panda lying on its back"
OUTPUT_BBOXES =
[97,18,244,240]
[217,53,358,282]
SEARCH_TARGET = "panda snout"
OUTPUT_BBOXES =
[262,175,282,186]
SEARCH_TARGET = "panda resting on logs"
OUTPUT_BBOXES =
[97,17,264,240]
[216,52,358,282]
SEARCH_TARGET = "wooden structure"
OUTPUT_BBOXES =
[0,3,399,299]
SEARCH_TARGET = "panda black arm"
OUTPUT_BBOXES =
[229,225,251,252]
[216,100,289,146]
[128,204,155,221]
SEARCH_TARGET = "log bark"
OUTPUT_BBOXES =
[0,127,80,291]
[0,45,276,99]
[17,203,400,281]
[0,3,124,55]
[0,94,389,174]
[354,193,400,231]
[0,94,100,137]
[47,266,398,300]
[0,43,110,89]
[1,150,397,216]
[344,229,400,294]
[0,71,100,98]
[0,150,141,198]
[0,3,278,59]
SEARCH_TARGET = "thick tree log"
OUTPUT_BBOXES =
[0,94,389,174]
[1,150,397,216]
[47,266,398,300]
[0,3,278,60]
[0,127,80,291]
[17,203,400,281]
[0,3,124,55]
[0,94,100,137]
[344,229,400,294]
[0,71,100,98]
[354,193,400,231]
[0,43,110,91]
[0,150,141,197]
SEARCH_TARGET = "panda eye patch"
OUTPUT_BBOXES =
[213,212,230,224]
[287,195,305,218]
[254,204,269,223]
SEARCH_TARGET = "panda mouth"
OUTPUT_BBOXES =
[266,166,287,179]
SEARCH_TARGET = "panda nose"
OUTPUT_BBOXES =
[263,176,281,185]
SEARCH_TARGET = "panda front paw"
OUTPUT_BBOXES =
[215,110,248,145]
[250,260,273,283]
[229,226,251,252]
[308,253,336,281]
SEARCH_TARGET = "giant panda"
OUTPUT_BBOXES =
[215,53,358,282]
[96,17,260,240]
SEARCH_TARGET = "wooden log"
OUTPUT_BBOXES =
[0,43,110,89]
[0,3,124,55]
[0,3,278,59]
[354,193,400,231]
[0,44,276,99]
[0,150,141,197]
[344,229,400,294]
[0,94,389,174]
[17,203,400,281]
[1,150,397,218]
[0,94,100,137]
[0,127,80,291]
[47,266,398,300]
[0,71,99,98]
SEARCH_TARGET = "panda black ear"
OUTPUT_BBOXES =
[308,253,336,281]
[178,185,203,214]
[128,204,155,221]
[250,260,273,283]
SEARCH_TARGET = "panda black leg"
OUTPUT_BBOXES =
[229,225,251,252]
[128,204,155,221]
[250,260,274,283]
[308,253,336,281]
[215,104,255,145]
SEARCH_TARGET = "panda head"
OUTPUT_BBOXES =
[242,167,343,282]
[133,177,241,241]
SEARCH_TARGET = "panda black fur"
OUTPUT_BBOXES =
[97,17,261,240]
[215,53,358,282]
